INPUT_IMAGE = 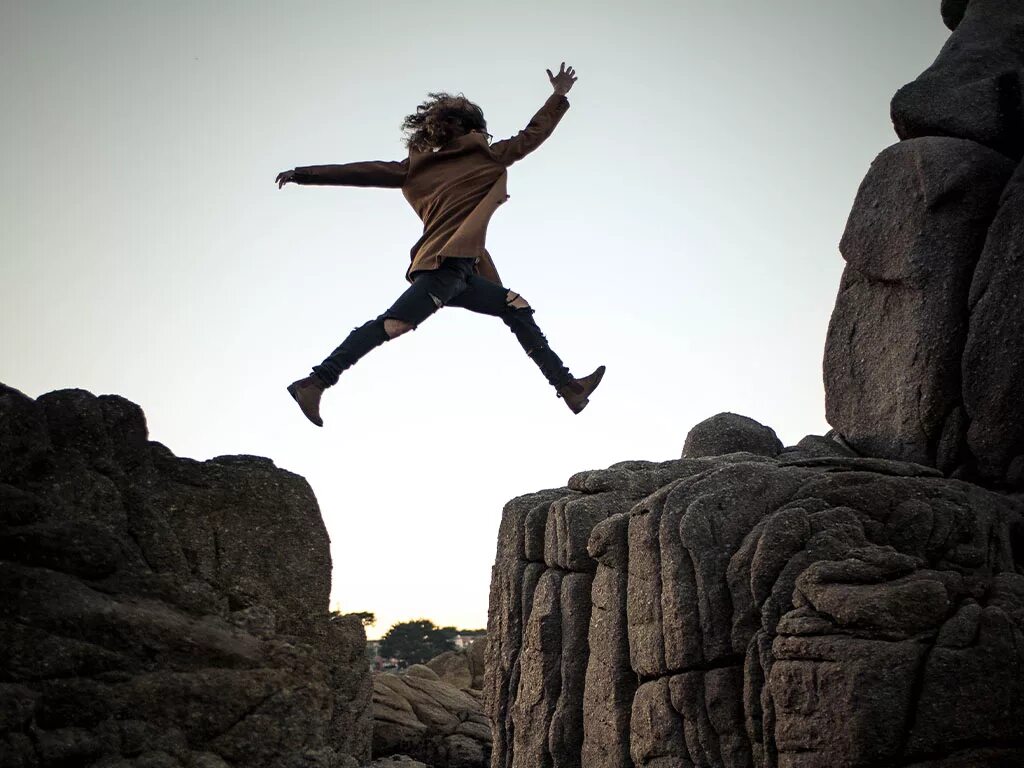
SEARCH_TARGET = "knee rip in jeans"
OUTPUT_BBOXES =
[506,291,530,309]
[429,292,445,308]
[383,318,414,338]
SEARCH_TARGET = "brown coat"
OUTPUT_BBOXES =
[292,93,570,284]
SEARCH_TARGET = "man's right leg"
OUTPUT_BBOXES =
[311,263,472,386]
[288,261,471,426]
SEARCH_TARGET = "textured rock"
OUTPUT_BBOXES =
[771,633,925,766]
[893,0,1024,158]
[486,447,1024,768]
[368,757,431,768]
[427,639,487,691]
[824,0,1024,486]
[940,0,969,31]
[485,459,719,768]
[963,157,1024,483]
[580,513,634,768]
[682,412,783,459]
[0,384,370,767]
[782,433,857,460]
[824,137,1014,468]
[373,666,491,767]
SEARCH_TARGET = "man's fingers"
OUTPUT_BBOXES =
[546,68,554,80]
[559,61,566,74]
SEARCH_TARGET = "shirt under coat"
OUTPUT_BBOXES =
[291,93,570,285]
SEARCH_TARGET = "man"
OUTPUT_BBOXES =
[277,63,604,427]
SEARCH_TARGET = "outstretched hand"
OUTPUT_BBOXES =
[276,170,296,188]
[546,62,577,96]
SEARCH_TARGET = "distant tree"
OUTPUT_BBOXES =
[379,619,457,666]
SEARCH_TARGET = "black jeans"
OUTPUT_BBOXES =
[312,258,573,389]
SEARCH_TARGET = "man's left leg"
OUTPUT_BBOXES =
[448,276,605,413]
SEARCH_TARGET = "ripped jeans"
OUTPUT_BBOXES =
[311,257,573,389]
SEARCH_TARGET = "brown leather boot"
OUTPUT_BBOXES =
[287,376,326,427]
[557,365,606,414]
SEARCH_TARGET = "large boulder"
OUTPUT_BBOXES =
[824,0,1024,486]
[823,137,1013,470]
[682,413,783,459]
[0,384,371,768]
[373,665,491,768]
[963,157,1024,484]
[427,639,487,691]
[485,447,1024,768]
[892,0,1024,158]
[940,0,969,30]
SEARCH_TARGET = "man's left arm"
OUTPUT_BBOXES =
[489,62,578,166]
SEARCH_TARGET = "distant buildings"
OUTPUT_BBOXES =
[366,630,486,671]
[453,631,486,649]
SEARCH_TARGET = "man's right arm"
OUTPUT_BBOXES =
[277,159,409,189]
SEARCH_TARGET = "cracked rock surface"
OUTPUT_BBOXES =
[373,664,491,768]
[485,416,1024,768]
[826,0,1024,487]
[0,384,371,768]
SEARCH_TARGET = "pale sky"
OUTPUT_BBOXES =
[1,1,948,638]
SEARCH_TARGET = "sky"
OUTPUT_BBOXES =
[1,1,949,638]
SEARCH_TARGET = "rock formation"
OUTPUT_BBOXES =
[427,639,487,692]
[485,433,1024,768]
[366,757,430,768]
[368,756,431,768]
[826,0,1024,486]
[486,3,1024,767]
[373,663,491,768]
[0,385,371,768]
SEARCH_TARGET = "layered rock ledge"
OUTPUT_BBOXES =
[485,421,1024,768]
[0,385,371,768]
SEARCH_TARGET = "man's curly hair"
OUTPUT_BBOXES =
[402,92,490,152]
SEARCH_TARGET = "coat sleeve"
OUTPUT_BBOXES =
[291,158,409,187]
[489,94,570,166]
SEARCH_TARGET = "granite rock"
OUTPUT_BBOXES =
[373,666,491,768]
[486,448,1024,768]
[0,385,371,767]
[682,412,783,459]
[892,0,1024,158]
[823,138,1013,469]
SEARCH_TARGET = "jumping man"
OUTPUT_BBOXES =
[277,63,604,427]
